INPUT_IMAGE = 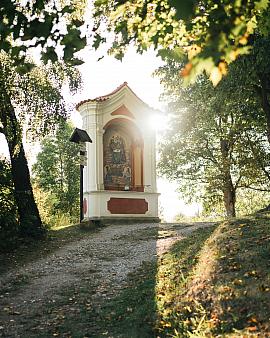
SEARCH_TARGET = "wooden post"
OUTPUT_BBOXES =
[80,164,84,223]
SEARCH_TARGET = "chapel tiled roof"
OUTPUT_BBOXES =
[76,82,146,110]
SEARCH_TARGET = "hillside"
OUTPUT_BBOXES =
[155,214,270,337]
[95,214,270,337]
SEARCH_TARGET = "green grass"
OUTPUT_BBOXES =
[155,226,217,337]
[155,214,270,337]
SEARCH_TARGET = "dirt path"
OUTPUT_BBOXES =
[0,222,213,337]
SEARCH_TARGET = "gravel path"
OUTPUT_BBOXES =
[0,222,214,337]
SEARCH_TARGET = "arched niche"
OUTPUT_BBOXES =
[103,118,144,191]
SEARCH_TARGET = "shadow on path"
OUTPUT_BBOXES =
[0,222,215,338]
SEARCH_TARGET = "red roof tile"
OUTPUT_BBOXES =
[76,82,147,110]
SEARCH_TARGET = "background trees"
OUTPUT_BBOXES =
[1,0,270,235]
[91,0,270,215]
[229,36,270,145]
[0,53,81,237]
[158,59,270,217]
[33,122,80,226]
[0,1,86,240]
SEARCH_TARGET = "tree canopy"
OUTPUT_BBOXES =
[93,0,270,84]
[0,0,87,72]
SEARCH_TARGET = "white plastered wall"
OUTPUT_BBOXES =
[78,85,159,220]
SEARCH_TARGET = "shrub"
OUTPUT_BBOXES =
[0,159,19,252]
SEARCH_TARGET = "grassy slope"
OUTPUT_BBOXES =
[93,214,270,337]
[156,214,270,337]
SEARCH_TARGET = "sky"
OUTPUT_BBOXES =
[0,46,199,221]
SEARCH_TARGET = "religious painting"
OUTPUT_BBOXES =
[110,135,126,164]
[104,165,112,184]
[122,165,131,185]
[103,130,132,190]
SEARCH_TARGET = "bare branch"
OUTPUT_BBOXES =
[239,185,270,192]
[234,175,243,189]
[245,132,270,181]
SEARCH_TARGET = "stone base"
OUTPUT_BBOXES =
[83,216,161,226]
[83,191,159,221]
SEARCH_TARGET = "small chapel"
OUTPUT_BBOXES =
[76,82,159,223]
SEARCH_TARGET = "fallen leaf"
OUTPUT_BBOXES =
[248,317,258,323]
[247,326,257,331]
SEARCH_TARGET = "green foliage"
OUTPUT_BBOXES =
[0,159,19,251]
[33,182,79,228]
[33,121,80,226]
[31,183,56,228]
[200,189,270,218]
[0,159,15,212]
[0,52,82,138]
[0,1,85,240]
[0,52,82,239]
[0,0,87,71]
[235,189,270,215]
[157,56,270,216]
[92,0,270,84]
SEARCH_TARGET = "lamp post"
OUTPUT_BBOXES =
[70,128,92,223]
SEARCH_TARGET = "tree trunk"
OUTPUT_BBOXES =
[0,79,45,238]
[223,178,236,217]
[220,139,236,217]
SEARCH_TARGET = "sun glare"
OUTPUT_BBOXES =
[148,113,168,132]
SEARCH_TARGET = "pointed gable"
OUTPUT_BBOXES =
[111,104,135,119]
